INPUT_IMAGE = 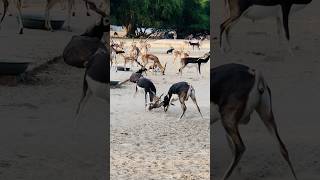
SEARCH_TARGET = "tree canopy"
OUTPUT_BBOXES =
[111,0,210,38]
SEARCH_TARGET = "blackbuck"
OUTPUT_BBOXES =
[134,77,161,110]
[189,40,200,50]
[179,52,210,75]
[75,47,108,127]
[211,63,297,180]
[160,82,203,120]
[220,0,312,51]
[116,67,147,86]
[129,67,147,83]
[166,47,174,54]
[63,3,109,68]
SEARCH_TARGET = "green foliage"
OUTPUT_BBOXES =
[111,0,210,37]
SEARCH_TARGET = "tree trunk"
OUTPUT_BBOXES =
[124,23,136,38]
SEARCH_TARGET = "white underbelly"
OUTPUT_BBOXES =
[86,76,108,101]
[243,4,307,20]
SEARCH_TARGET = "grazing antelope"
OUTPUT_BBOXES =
[138,39,166,74]
[141,53,167,75]
[162,82,203,120]
[179,52,210,75]
[63,4,108,68]
[211,63,297,180]
[220,0,312,51]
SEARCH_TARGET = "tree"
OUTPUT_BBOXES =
[111,0,209,38]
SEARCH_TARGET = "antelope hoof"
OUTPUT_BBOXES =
[18,29,23,34]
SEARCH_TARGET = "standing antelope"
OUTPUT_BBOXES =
[179,52,210,75]
[188,39,201,50]
[211,63,297,180]
[162,82,203,120]
[220,0,312,51]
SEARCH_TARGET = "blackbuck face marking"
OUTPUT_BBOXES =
[211,63,297,180]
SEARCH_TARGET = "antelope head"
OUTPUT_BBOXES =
[147,94,164,111]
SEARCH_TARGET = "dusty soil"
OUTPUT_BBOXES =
[110,40,210,179]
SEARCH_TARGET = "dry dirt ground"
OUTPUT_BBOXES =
[110,40,210,179]
[0,3,107,180]
[212,1,320,180]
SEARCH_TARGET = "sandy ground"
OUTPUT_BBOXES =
[0,4,108,180]
[212,1,320,180]
[110,40,210,179]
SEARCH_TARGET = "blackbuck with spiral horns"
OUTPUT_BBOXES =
[161,82,203,120]
[211,63,297,180]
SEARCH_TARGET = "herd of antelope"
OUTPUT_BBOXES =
[2,0,314,179]
[110,37,209,75]
[111,36,210,120]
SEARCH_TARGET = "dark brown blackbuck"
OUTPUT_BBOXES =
[220,0,312,52]
[134,77,162,110]
[162,82,203,120]
[75,47,108,128]
[211,63,297,180]
[178,52,210,75]
[63,1,109,68]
